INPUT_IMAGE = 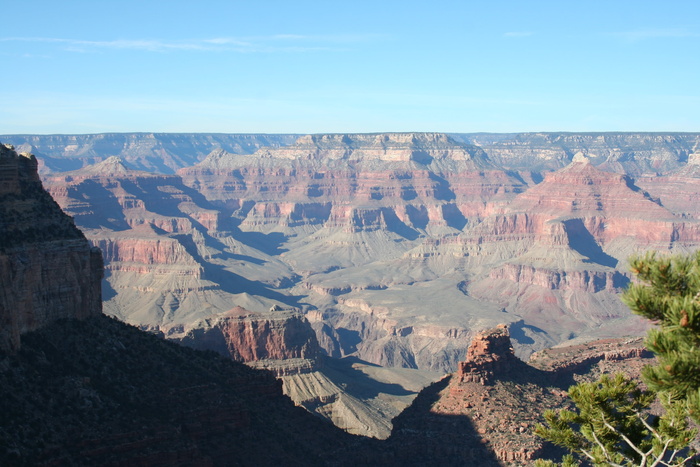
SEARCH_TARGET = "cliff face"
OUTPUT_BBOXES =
[179,306,323,376]
[0,144,103,351]
[457,324,517,384]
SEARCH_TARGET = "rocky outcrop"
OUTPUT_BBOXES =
[489,263,629,293]
[179,306,323,376]
[94,236,200,268]
[0,144,103,351]
[389,326,657,466]
[457,324,516,384]
[528,336,653,377]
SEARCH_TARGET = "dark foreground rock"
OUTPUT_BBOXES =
[0,315,380,466]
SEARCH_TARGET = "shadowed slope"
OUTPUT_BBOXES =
[0,315,380,466]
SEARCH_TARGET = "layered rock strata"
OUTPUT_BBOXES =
[0,144,103,351]
[178,132,526,231]
[457,157,699,344]
[0,142,678,464]
[42,157,298,333]
[178,306,323,376]
[6,131,699,175]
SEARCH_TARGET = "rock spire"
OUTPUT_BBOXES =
[457,324,517,385]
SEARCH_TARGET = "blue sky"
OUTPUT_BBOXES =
[1,0,699,134]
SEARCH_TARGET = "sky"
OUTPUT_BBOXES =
[1,0,699,134]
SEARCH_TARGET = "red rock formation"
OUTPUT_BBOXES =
[636,155,700,220]
[41,157,265,334]
[218,307,322,363]
[44,157,219,233]
[93,236,200,268]
[454,157,700,349]
[178,306,323,376]
[457,324,516,384]
[178,133,527,231]
[485,156,687,246]
[489,263,628,293]
[0,144,103,351]
[529,336,652,377]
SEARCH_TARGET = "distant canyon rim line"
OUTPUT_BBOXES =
[4,130,700,437]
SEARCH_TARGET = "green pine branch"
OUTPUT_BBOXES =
[536,251,700,466]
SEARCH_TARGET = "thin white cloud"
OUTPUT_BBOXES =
[503,31,533,38]
[0,37,212,52]
[609,28,700,42]
[0,33,386,54]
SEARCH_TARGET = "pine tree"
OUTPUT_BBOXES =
[534,374,695,466]
[535,251,700,466]
[623,251,700,422]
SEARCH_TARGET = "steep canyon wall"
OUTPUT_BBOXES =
[0,144,103,351]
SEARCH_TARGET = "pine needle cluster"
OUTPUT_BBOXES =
[624,251,700,421]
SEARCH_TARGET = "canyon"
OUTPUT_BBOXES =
[6,131,700,439]
[0,138,689,464]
